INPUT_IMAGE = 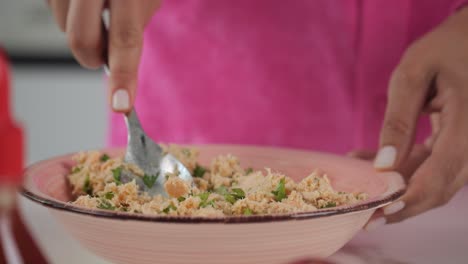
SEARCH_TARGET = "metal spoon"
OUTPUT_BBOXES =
[101,73,193,197]
[100,13,191,196]
[120,110,193,197]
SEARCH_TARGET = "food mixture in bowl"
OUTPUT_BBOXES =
[67,145,368,217]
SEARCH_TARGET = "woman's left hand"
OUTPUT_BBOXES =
[356,6,468,228]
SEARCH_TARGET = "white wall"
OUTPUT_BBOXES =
[12,65,111,264]
[0,0,70,57]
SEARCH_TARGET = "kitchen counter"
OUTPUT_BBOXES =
[329,186,468,264]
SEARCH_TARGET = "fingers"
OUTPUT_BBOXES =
[106,0,160,112]
[424,113,441,148]
[66,0,106,69]
[50,0,160,112]
[350,145,430,180]
[365,152,445,229]
[375,48,436,170]
[398,144,430,180]
[362,145,430,230]
[368,8,468,228]
[384,121,466,223]
[385,161,450,223]
[49,0,70,32]
[107,1,146,112]
[142,0,162,26]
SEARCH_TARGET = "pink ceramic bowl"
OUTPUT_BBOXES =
[21,145,405,264]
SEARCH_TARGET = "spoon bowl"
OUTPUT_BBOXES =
[122,110,192,196]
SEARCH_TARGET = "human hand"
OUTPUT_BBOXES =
[48,0,161,112]
[360,6,468,228]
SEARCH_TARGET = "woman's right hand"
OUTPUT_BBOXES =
[48,0,161,113]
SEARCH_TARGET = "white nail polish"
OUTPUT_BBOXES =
[103,65,110,76]
[112,89,130,111]
[383,201,405,215]
[374,146,397,169]
[365,217,386,232]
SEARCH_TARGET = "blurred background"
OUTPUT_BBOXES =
[1,1,109,263]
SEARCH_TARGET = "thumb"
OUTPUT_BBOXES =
[375,54,433,170]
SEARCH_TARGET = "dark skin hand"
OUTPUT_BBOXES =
[352,7,468,228]
[48,0,161,112]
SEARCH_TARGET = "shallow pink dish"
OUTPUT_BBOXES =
[21,145,405,264]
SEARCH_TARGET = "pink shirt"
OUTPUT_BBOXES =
[109,0,467,154]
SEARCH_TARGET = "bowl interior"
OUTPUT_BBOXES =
[22,145,405,220]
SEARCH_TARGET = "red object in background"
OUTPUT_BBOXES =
[0,49,23,184]
[0,49,48,264]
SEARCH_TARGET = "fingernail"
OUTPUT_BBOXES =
[103,65,110,76]
[374,146,397,169]
[365,217,386,232]
[383,200,405,215]
[112,89,130,111]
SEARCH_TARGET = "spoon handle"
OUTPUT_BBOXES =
[124,110,164,165]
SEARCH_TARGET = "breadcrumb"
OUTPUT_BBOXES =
[68,146,367,216]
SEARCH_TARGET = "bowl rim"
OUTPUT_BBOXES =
[20,145,406,224]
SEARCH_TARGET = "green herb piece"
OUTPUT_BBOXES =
[222,188,245,204]
[272,178,287,201]
[208,200,216,207]
[193,164,207,178]
[100,154,110,162]
[215,186,229,195]
[322,201,337,208]
[197,192,215,208]
[163,204,177,214]
[224,194,236,204]
[201,199,216,208]
[97,199,115,210]
[143,173,159,188]
[120,207,128,212]
[112,167,122,185]
[83,175,93,196]
[72,166,81,174]
[177,196,186,202]
[243,208,253,216]
[231,188,245,200]
[338,191,345,195]
[245,167,253,174]
[198,192,210,202]
[104,191,114,200]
